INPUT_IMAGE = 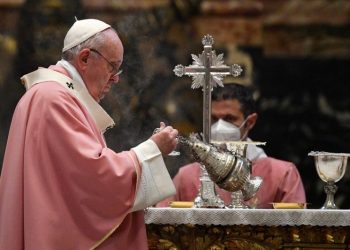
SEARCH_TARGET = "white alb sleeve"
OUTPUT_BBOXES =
[131,139,176,212]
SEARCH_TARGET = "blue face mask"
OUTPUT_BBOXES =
[211,118,247,141]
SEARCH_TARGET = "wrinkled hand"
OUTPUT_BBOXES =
[150,122,178,155]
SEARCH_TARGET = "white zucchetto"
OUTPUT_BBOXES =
[62,19,111,52]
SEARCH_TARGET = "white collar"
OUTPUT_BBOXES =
[56,59,86,88]
[56,60,115,133]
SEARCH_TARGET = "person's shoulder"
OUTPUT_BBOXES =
[16,82,81,117]
[26,81,76,105]
[254,156,297,170]
[31,81,69,96]
[177,162,201,174]
[173,162,201,183]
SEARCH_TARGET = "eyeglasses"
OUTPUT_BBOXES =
[90,48,122,76]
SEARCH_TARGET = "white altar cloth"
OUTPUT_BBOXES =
[145,208,350,227]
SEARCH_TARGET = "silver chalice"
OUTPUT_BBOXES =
[308,151,350,209]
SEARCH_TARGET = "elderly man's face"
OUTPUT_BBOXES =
[84,29,124,102]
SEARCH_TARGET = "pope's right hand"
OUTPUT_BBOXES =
[150,122,178,155]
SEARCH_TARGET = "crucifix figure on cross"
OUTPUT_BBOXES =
[173,34,243,208]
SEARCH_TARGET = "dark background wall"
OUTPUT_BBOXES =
[0,0,349,209]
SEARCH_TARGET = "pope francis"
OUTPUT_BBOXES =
[0,18,178,249]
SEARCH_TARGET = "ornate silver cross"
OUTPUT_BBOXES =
[173,35,243,208]
[174,35,242,90]
[173,34,242,143]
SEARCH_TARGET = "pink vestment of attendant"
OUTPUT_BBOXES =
[157,158,306,208]
[0,68,148,249]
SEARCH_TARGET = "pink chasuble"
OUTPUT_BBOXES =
[157,158,306,208]
[0,72,147,249]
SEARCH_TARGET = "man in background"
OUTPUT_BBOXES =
[157,83,306,208]
[0,18,178,249]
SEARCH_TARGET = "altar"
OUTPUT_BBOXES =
[145,208,350,249]
[144,34,350,250]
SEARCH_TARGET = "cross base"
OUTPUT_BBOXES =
[193,165,225,209]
